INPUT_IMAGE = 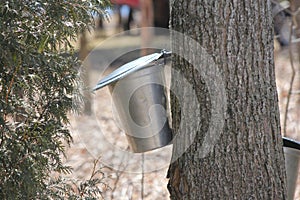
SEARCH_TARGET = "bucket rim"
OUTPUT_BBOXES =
[93,50,171,91]
[283,137,300,150]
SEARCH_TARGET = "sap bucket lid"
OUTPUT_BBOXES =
[283,137,300,151]
[93,50,171,91]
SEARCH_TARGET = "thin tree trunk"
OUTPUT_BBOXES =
[167,1,287,199]
[290,0,300,135]
[141,0,154,56]
[79,31,92,115]
[153,0,169,29]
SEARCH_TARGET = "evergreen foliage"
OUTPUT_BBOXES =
[0,1,110,199]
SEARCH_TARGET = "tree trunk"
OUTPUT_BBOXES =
[290,0,300,123]
[153,0,169,29]
[167,1,287,199]
[141,0,154,56]
[79,31,92,115]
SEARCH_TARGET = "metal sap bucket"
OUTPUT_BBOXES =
[283,137,300,200]
[93,51,172,153]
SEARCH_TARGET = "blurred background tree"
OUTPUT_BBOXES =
[0,0,110,199]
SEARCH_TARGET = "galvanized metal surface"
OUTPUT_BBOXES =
[109,62,172,152]
[283,137,300,200]
[93,50,173,153]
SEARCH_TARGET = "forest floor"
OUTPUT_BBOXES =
[64,19,300,199]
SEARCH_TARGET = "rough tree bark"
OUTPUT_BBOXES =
[167,1,287,199]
